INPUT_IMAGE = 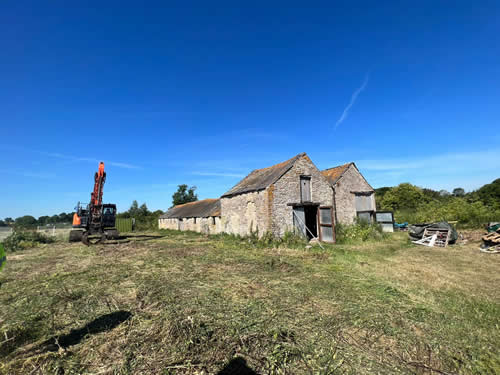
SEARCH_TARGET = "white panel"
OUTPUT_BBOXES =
[355,194,374,211]
[376,212,393,223]
[320,208,332,224]
[293,207,306,237]
[320,226,334,242]
[381,223,394,232]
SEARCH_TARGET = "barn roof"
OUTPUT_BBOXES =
[321,162,353,186]
[160,199,221,219]
[321,162,374,191]
[221,153,307,198]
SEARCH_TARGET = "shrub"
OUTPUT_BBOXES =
[393,199,500,228]
[1,230,54,252]
[336,220,386,244]
[279,231,309,249]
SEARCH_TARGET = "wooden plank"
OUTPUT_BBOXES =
[423,228,450,247]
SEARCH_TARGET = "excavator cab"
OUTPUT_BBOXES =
[102,204,117,228]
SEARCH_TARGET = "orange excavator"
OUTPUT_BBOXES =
[69,162,119,245]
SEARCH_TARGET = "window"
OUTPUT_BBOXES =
[212,217,216,225]
[354,193,375,223]
[375,211,394,232]
[300,176,311,202]
[193,217,197,224]
[103,207,115,215]
[318,206,335,243]
[357,211,372,223]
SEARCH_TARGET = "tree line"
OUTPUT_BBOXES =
[2,184,199,230]
[376,178,500,227]
[116,185,198,230]
[0,213,74,228]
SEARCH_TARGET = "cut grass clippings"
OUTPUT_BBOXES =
[0,231,499,374]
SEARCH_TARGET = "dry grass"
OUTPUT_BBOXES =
[0,230,499,374]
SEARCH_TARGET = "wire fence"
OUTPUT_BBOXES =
[0,225,73,241]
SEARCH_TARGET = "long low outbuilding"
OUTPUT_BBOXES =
[158,198,222,234]
[158,152,377,243]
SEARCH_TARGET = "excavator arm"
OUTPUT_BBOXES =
[90,162,106,225]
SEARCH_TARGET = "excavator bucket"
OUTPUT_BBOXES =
[98,162,105,177]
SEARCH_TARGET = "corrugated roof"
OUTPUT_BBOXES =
[221,153,306,198]
[321,162,353,186]
[160,199,221,219]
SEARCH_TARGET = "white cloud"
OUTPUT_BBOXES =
[334,74,369,129]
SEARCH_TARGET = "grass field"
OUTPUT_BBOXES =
[0,231,499,374]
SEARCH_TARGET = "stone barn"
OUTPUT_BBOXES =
[158,154,376,243]
[220,153,336,242]
[321,162,376,224]
[158,199,222,234]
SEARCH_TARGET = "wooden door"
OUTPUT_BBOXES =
[318,206,335,243]
[300,176,311,202]
[293,207,306,237]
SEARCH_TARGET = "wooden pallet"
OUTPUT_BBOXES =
[420,228,450,247]
[482,232,500,244]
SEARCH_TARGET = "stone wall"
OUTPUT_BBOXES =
[271,155,334,237]
[334,165,375,224]
[158,218,178,230]
[158,217,222,234]
[220,190,270,236]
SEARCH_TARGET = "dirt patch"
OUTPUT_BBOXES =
[458,229,485,243]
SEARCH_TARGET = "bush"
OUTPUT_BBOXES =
[336,220,386,244]
[1,230,54,252]
[393,199,500,228]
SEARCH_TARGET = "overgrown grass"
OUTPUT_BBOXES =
[335,220,388,243]
[1,230,54,252]
[0,231,498,374]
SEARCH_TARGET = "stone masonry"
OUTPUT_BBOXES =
[270,155,333,236]
[333,164,375,224]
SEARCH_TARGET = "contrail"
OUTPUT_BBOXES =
[334,74,369,129]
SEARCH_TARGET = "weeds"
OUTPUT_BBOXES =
[1,230,54,252]
[335,220,387,244]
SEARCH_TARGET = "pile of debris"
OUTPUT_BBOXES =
[480,223,500,254]
[409,222,458,248]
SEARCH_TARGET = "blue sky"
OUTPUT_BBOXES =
[1,1,499,218]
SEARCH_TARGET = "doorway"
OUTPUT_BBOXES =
[304,205,318,239]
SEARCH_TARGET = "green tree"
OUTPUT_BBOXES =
[14,215,38,228]
[452,187,465,197]
[4,218,13,225]
[0,220,6,227]
[476,178,500,209]
[172,184,198,206]
[439,189,451,197]
[380,183,427,211]
[139,203,149,216]
[129,200,140,217]
[374,187,391,209]
[38,216,50,226]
